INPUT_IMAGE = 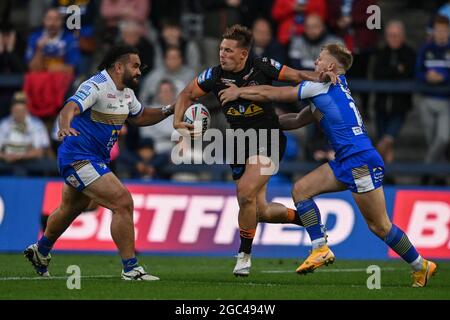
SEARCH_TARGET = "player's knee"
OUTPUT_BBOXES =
[292,180,310,201]
[237,187,257,208]
[367,220,391,238]
[113,191,134,213]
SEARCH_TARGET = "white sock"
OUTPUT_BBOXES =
[411,255,424,272]
[311,237,327,250]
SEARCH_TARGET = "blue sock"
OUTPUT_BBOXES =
[384,224,419,264]
[295,199,325,247]
[37,235,54,257]
[122,257,138,272]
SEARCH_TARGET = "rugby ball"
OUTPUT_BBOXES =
[183,103,211,136]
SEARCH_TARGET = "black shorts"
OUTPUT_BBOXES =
[228,129,287,180]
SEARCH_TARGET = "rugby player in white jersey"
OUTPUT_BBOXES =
[24,45,174,281]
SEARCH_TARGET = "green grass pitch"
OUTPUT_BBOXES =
[0,253,448,300]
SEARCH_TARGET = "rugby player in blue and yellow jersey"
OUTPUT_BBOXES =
[24,45,174,281]
[219,43,437,287]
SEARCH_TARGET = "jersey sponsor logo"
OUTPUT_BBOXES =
[226,107,240,116]
[221,78,236,84]
[74,90,90,101]
[352,126,363,135]
[107,93,116,99]
[226,104,264,117]
[244,103,263,116]
[391,191,450,259]
[42,183,357,253]
[106,103,118,110]
[270,59,282,70]
[125,94,131,98]
[66,174,80,188]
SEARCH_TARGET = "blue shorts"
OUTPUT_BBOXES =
[58,158,111,191]
[329,150,385,193]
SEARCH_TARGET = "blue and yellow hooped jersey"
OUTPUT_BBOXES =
[58,70,143,163]
[297,75,375,161]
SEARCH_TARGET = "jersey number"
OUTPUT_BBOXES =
[349,101,363,127]
[340,84,363,127]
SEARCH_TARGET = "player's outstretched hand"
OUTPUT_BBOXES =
[219,83,240,105]
[320,71,340,84]
[57,128,80,140]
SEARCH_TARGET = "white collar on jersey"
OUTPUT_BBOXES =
[100,69,122,92]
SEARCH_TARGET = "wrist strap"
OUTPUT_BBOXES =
[161,104,173,116]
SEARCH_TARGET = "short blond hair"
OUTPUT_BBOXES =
[322,43,353,71]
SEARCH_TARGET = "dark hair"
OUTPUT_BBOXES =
[434,15,450,27]
[0,21,13,33]
[222,24,253,49]
[97,44,140,71]
[322,43,353,72]
[158,79,176,90]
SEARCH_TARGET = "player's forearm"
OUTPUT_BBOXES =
[279,113,302,130]
[237,85,279,103]
[59,102,80,130]
[174,91,195,126]
[279,107,314,130]
[296,70,321,83]
[132,105,173,126]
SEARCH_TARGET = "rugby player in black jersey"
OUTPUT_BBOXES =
[173,24,337,276]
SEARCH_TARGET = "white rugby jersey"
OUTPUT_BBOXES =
[58,70,143,162]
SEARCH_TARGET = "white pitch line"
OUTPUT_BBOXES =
[0,275,117,281]
[262,267,400,273]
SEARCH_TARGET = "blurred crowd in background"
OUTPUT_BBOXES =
[0,0,449,185]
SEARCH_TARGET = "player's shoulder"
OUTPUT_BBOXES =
[299,81,332,98]
[254,56,283,71]
[197,65,219,85]
[83,72,109,90]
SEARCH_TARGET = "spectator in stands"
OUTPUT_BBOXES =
[25,8,80,74]
[155,20,201,72]
[416,16,450,166]
[52,0,99,76]
[139,46,195,105]
[119,19,155,76]
[100,0,150,43]
[28,0,54,30]
[437,1,450,21]
[0,22,26,74]
[0,93,54,176]
[373,20,416,164]
[201,0,245,66]
[327,0,378,117]
[271,0,327,46]
[140,79,176,156]
[251,17,285,64]
[287,14,341,163]
[0,21,26,119]
[288,14,343,70]
[118,138,169,180]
